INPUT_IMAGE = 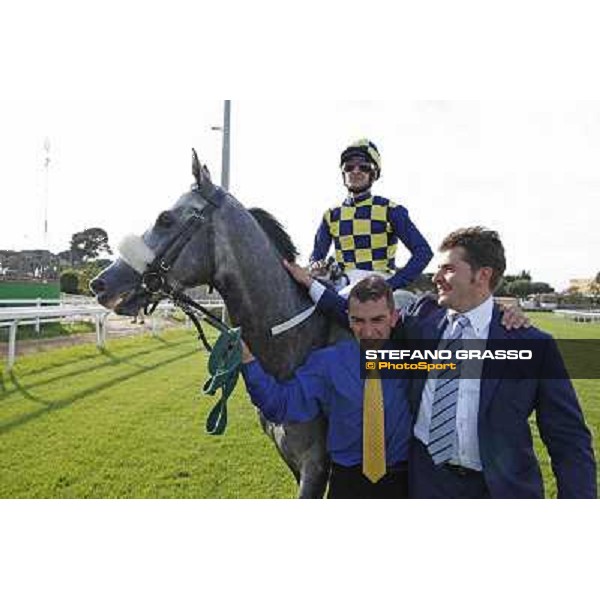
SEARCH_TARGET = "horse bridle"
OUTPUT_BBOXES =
[138,187,230,350]
[135,185,316,348]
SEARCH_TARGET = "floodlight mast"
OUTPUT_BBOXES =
[43,137,50,250]
[211,100,231,191]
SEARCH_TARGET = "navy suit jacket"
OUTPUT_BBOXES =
[317,289,597,498]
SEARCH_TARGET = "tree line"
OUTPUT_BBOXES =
[53,229,600,302]
[59,227,113,295]
[406,269,554,298]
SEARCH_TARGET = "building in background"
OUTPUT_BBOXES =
[568,278,595,295]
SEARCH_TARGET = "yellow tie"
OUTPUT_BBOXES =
[362,371,386,483]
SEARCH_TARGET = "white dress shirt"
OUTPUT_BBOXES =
[413,295,494,471]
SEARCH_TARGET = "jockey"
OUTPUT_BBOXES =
[310,138,433,299]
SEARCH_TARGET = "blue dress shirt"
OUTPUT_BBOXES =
[241,339,412,467]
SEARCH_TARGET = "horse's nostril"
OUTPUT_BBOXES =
[90,278,105,294]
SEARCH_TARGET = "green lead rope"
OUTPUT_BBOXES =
[203,327,243,435]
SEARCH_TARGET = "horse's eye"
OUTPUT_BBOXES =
[156,211,174,228]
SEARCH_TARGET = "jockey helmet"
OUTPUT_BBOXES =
[340,138,382,180]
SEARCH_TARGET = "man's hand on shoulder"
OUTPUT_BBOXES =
[497,301,531,330]
[283,259,314,289]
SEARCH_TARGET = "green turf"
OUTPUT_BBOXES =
[0,329,296,498]
[0,315,598,498]
[528,312,600,339]
[525,313,599,497]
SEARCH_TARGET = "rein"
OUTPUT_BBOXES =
[146,288,241,436]
[138,187,242,435]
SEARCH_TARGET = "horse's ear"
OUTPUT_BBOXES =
[201,163,212,183]
[192,148,217,198]
[192,148,203,187]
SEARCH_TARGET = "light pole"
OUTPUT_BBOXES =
[43,137,50,249]
[211,100,231,190]
[42,137,51,280]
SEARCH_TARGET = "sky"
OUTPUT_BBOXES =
[2,98,599,292]
[1,4,599,294]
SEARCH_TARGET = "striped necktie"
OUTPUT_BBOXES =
[362,371,386,483]
[427,314,469,465]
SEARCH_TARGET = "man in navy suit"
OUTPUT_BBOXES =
[403,227,596,498]
[285,227,597,498]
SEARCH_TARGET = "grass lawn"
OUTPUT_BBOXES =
[526,313,600,498]
[528,311,600,339]
[0,329,296,498]
[0,313,598,498]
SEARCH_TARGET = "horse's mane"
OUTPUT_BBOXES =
[249,208,299,262]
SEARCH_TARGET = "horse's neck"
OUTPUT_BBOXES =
[211,206,324,377]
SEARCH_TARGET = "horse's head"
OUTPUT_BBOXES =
[90,150,222,315]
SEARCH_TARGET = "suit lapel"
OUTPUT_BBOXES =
[410,310,448,414]
[479,306,506,417]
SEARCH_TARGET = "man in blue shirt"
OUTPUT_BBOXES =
[241,276,412,499]
[310,138,433,296]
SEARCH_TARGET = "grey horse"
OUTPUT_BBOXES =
[90,151,352,498]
